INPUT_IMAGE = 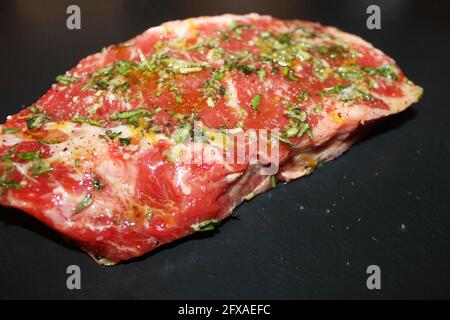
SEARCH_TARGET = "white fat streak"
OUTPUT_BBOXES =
[68,172,85,181]
[42,122,169,166]
[226,172,243,182]
[160,14,265,36]
[128,45,138,60]
[44,122,134,163]
[1,133,28,146]
[50,185,77,219]
[4,121,165,225]
[225,79,240,109]
[12,162,33,177]
[96,158,137,204]
[174,166,192,196]
[106,93,116,104]
[84,95,95,104]
[42,207,69,228]
[186,141,237,172]
[167,20,192,38]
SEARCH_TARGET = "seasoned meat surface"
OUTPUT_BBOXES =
[0,14,422,264]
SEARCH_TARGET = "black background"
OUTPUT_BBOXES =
[0,0,449,299]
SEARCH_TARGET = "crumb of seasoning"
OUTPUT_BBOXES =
[251,94,262,110]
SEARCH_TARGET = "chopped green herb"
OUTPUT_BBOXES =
[165,152,177,163]
[82,60,136,92]
[284,108,313,139]
[141,56,209,74]
[282,103,314,139]
[145,209,153,220]
[87,104,101,116]
[284,125,300,137]
[297,122,312,138]
[239,64,257,75]
[187,40,218,51]
[212,70,224,80]
[0,180,21,191]
[314,104,323,113]
[218,125,228,135]
[313,44,348,60]
[336,65,364,80]
[368,77,379,89]
[31,161,53,176]
[74,194,93,213]
[283,67,297,81]
[356,89,375,101]
[296,91,309,103]
[213,47,224,58]
[312,58,327,82]
[230,23,253,33]
[3,127,20,134]
[26,113,51,130]
[18,151,40,161]
[114,60,135,75]
[92,65,113,78]
[71,116,103,127]
[56,74,79,85]
[175,94,184,104]
[0,173,21,194]
[219,85,226,96]
[363,64,398,80]
[105,130,121,139]
[29,104,43,114]
[273,134,297,149]
[111,109,147,120]
[277,33,291,44]
[39,139,63,145]
[191,219,218,232]
[202,78,226,98]
[251,94,262,111]
[119,137,131,146]
[321,85,347,95]
[258,69,266,82]
[285,107,307,122]
[116,106,160,126]
[172,123,192,144]
[270,175,277,188]
[321,85,374,102]
[1,145,17,164]
[93,176,104,191]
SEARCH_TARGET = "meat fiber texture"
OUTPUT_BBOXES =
[0,14,422,264]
